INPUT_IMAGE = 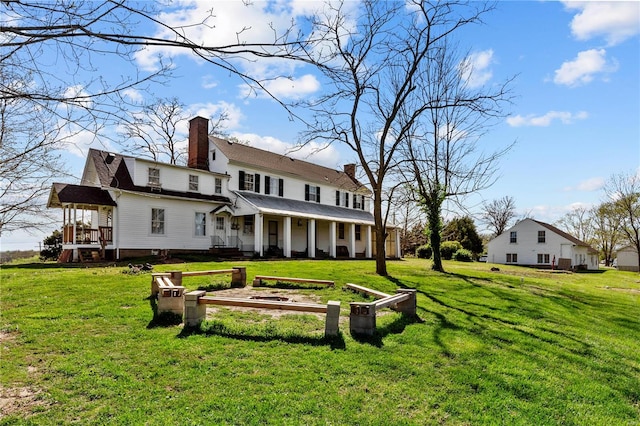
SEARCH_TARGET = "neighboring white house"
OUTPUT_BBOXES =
[616,246,639,272]
[486,218,599,270]
[47,116,401,262]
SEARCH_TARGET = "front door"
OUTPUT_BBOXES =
[215,216,227,247]
[268,220,278,248]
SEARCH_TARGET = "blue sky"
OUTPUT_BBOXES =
[3,0,639,251]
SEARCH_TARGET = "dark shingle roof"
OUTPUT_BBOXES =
[211,137,369,193]
[48,183,117,208]
[87,149,231,204]
[236,191,375,225]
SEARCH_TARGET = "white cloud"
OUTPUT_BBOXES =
[553,49,618,87]
[239,74,321,100]
[460,49,494,88]
[122,88,144,103]
[563,1,640,46]
[506,110,588,127]
[563,177,605,192]
[201,75,218,89]
[186,101,245,132]
[231,132,341,169]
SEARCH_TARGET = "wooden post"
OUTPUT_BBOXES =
[169,270,183,286]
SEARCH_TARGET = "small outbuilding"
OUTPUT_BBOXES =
[616,246,639,272]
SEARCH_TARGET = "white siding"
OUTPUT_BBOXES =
[487,218,597,269]
[115,192,223,251]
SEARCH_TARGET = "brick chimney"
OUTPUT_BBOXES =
[188,116,209,170]
[344,163,356,179]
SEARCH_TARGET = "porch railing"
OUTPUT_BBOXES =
[63,225,113,245]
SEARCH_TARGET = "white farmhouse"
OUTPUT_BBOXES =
[486,218,599,270]
[47,116,401,262]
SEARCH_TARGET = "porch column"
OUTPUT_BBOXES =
[329,222,337,258]
[254,213,263,257]
[283,216,292,258]
[395,228,401,258]
[72,204,77,245]
[365,225,372,258]
[349,223,356,258]
[308,219,316,258]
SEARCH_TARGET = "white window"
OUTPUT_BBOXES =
[215,177,222,194]
[538,231,546,243]
[537,253,550,264]
[353,194,362,209]
[189,175,199,191]
[148,168,160,186]
[195,212,206,236]
[506,253,518,263]
[215,217,225,231]
[151,208,165,235]
[510,231,517,244]
[305,184,320,203]
[355,225,361,241]
[243,173,254,191]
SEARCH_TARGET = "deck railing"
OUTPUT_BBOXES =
[63,225,113,245]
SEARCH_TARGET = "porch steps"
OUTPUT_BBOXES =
[209,247,243,259]
[57,249,73,263]
[78,249,103,263]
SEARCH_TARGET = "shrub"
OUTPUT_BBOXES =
[453,249,474,262]
[40,230,62,261]
[440,241,463,260]
[415,244,432,259]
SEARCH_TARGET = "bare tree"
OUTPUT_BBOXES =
[604,171,640,272]
[119,97,228,165]
[480,196,517,237]
[0,68,70,234]
[0,1,312,234]
[591,201,622,266]
[399,34,513,272]
[554,206,595,245]
[300,1,506,275]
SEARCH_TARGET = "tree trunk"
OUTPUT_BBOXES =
[426,193,444,272]
[373,195,388,276]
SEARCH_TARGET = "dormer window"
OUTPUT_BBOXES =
[148,168,160,186]
[189,175,199,191]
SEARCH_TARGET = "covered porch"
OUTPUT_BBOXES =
[212,192,400,259]
[48,183,117,262]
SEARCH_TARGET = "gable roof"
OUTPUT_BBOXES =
[531,219,592,248]
[211,137,369,193]
[86,149,231,204]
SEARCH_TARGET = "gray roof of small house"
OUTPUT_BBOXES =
[211,137,370,194]
[235,191,375,225]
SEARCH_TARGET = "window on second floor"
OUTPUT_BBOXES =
[238,171,260,193]
[344,192,349,207]
[189,175,199,191]
[148,168,160,186]
[305,184,320,203]
[353,194,365,210]
[335,190,340,206]
[215,177,222,194]
[538,230,546,243]
[265,176,284,197]
[510,231,517,243]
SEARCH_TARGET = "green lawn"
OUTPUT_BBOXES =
[1,258,639,425]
